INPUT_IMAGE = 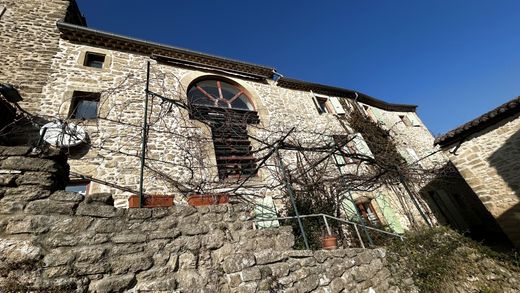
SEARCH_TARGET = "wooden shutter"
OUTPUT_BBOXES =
[352,133,374,159]
[406,148,420,163]
[310,91,323,113]
[375,195,404,233]
[370,107,385,124]
[342,198,358,221]
[408,113,421,126]
[328,97,346,115]
[334,153,346,166]
[399,148,414,164]
[255,196,280,228]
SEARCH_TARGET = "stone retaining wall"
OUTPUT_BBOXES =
[0,146,403,292]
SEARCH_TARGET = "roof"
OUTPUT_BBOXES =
[435,96,520,147]
[57,22,275,79]
[277,78,417,112]
[56,22,417,112]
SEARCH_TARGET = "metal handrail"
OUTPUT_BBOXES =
[254,213,404,249]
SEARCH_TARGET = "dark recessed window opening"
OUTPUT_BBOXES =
[69,91,100,119]
[357,201,381,226]
[84,52,105,68]
[65,180,90,196]
[316,97,329,114]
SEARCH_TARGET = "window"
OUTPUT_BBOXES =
[83,52,105,68]
[333,133,374,166]
[187,79,253,110]
[408,113,421,127]
[399,114,421,127]
[316,97,329,114]
[69,91,100,119]
[312,94,346,115]
[187,78,258,180]
[65,180,90,196]
[399,115,412,126]
[333,135,356,165]
[399,147,423,167]
[357,201,381,226]
[328,97,346,115]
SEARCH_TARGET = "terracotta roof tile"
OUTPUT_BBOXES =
[435,96,520,146]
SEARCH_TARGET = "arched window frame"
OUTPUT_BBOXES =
[185,76,260,180]
[187,78,256,112]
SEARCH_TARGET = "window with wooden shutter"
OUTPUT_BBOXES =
[254,196,280,228]
[358,202,381,226]
[375,195,404,233]
[311,93,330,114]
[398,115,412,126]
[399,147,422,167]
[333,135,358,166]
[406,113,420,127]
[352,133,374,159]
[370,107,385,125]
[333,134,374,164]
[328,97,346,115]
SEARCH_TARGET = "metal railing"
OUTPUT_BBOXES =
[255,213,404,249]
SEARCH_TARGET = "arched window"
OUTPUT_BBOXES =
[187,79,254,111]
[187,78,259,180]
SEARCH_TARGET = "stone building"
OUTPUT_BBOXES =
[436,97,520,248]
[0,0,508,244]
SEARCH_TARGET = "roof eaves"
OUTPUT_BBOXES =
[56,22,276,79]
[277,77,417,112]
[435,96,520,147]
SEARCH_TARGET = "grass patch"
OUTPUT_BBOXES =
[387,226,519,292]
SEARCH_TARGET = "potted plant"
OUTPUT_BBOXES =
[128,195,174,208]
[187,193,229,206]
[320,234,338,250]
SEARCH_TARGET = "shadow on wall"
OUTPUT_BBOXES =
[488,127,520,198]
[420,162,513,249]
[489,126,520,248]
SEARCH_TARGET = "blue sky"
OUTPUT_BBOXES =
[77,0,520,135]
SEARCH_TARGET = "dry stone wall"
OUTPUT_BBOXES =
[0,146,405,292]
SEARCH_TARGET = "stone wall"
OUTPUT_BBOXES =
[0,0,81,114]
[1,0,457,244]
[443,112,520,247]
[0,146,404,292]
[37,38,442,231]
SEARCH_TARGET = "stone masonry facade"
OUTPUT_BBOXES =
[0,0,470,238]
[0,146,403,292]
[0,0,83,114]
[441,112,520,247]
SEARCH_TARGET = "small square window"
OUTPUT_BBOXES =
[84,52,105,68]
[69,91,100,119]
[65,180,90,196]
[316,97,329,114]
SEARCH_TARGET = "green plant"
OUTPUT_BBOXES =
[387,226,520,292]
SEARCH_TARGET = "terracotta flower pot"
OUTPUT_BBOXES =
[321,235,338,250]
[187,193,229,206]
[128,195,174,208]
